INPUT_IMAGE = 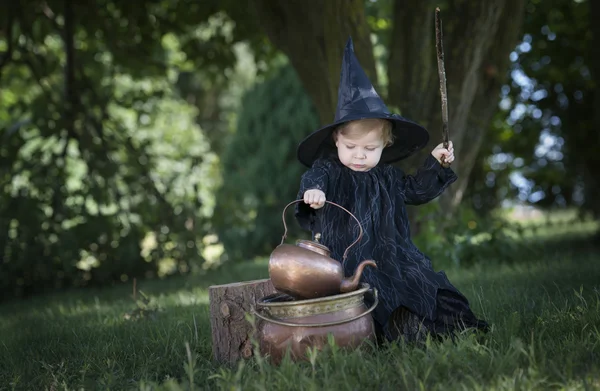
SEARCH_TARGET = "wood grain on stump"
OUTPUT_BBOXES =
[209,278,277,364]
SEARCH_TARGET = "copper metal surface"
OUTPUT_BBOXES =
[254,284,377,363]
[269,200,377,299]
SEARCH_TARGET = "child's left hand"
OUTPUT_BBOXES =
[431,141,454,166]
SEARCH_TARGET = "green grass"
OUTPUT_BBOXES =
[1,235,600,390]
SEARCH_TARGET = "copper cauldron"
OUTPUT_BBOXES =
[269,200,377,299]
[253,283,378,364]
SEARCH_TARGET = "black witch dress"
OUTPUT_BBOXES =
[295,154,489,342]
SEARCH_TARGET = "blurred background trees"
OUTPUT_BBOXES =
[0,0,597,299]
[466,0,599,219]
[213,64,320,262]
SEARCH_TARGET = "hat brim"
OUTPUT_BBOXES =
[297,112,430,168]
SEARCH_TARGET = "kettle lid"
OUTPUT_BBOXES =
[296,233,331,257]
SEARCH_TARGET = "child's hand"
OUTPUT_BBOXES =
[303,189,326,209]
[431,141,454,166]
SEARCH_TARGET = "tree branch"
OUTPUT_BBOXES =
[62,0,78,137]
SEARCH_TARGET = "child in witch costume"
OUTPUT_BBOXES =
[295,38,489,343]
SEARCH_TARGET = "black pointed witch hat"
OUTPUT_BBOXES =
[297,37,430,168]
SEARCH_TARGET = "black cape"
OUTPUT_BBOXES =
[295,154,488,341]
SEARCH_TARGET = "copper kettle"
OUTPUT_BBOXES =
[268,200,377,299]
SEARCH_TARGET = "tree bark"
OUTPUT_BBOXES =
[250,0,526,217]
[387,0,526,215]
[209,278,277,365]
[387,0,438,124]
[249,0,377,125]
[443,0,527,211]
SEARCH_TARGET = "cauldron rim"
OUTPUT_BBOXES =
[257,283,371,309]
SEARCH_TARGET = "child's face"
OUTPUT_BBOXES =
[334,120,385,172]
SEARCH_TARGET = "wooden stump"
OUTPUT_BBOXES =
[209,278,278,365]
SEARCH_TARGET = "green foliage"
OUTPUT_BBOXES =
[0,2,226,298]
[213,64,320,262]
[0,74,218,297]
[410,204,531,269]
[411,202,599,270]
[1,230,599,389]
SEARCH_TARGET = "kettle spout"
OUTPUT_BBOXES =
[339,260,377,293]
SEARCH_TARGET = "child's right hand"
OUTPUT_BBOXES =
[303,189,326,209]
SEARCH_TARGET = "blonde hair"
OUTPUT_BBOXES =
[334,118,394,147]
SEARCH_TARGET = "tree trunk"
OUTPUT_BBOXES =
[388,0,526,215]
[250,0,526,218]
[249,0,377,125]
[444,0,527,212]
[209,278,277,365]
[387,0,438,124]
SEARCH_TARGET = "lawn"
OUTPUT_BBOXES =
[1,229,599,390]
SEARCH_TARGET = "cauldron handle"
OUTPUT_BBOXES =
[280,199,364,261]
[252,289,378,328]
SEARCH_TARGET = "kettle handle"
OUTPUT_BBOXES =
[280,199,363,261]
